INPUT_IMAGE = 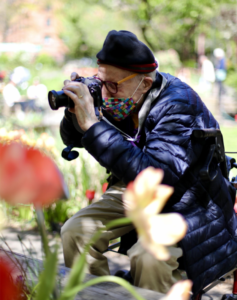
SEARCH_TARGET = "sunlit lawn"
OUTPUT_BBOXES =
[221,125,237,178]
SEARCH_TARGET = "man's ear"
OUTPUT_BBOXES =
[143,77,153,93]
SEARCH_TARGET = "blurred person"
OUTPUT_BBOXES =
[198,55,215,93]
[60,30,237,297]
[213,48,226,111]
[27,79,48,112]
[2,74,23,116]
[3,74,38,116]
[0,71,6,95]
[0,70,6,83]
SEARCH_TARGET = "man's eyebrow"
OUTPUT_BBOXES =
[96,73,128,83]
[97,75,118,82]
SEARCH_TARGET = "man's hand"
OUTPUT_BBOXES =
[62,72,99,132]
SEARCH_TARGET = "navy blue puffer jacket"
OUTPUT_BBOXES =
[60,72,237,297]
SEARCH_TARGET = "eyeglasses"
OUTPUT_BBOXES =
[93,73,138,95]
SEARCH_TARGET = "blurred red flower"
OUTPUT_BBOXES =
[85,190,95,202]
[102,182,108,193]
[0,255,22,300]
[0,142,68,207]
[234,202,237,214]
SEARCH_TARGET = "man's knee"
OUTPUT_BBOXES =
[60,214,88,249]
[61,206,95,239]
[61,214,104,246]
[61,216,76,240]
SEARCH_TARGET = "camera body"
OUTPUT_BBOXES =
[48,76,102,110]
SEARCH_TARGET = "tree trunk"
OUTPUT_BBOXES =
[141,26,156,51]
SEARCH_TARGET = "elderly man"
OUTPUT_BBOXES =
[60,30,237,297]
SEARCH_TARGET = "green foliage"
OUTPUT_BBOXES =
[220,125,237,179]
[156,49,182,74]
[0,53,10,64]
[35,54,58,68]
[57,0,236,63]
[16,205,34,221]
[56,1,136,59]
[182,60,197,68]
[80,156,91,193]
[35,248,58,300]
[0,52,34,70]
[1,202,35,225]
[225,71,237,92]
[44,201,70,229]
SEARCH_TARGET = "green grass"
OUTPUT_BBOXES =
[221,126,237,151]
[220,125,237,179]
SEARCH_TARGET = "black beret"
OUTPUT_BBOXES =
[96,30,158,73]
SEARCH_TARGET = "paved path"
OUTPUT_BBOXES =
[0,226,235,300]
[0,226,130,273]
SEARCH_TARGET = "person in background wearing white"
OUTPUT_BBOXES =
[2,74,23,116]
[27,79,48,112]
[198,55,215,94]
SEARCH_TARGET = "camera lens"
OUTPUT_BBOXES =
[48,90,73,110]
[48,90,58,110]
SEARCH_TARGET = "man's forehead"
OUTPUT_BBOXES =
[98,65,132,81]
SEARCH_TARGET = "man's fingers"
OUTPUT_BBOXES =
[63,89,78,100]
[63,85,85,100]
[63,82,88,95]
[63,85,80,94]
[64,79,71,86]
[71,72,79,81]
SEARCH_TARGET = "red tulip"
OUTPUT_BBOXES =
[0,255,22,300]
[85,190,95,202]
[234,203,237,214]
[102,182,108,193]
[0,142,68,207]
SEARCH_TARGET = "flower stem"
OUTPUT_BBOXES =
[35,208,60,299]
[35,208,50,258]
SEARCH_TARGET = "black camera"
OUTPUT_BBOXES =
[48,76,102,110]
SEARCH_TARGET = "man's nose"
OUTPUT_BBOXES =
[101,86,112,98]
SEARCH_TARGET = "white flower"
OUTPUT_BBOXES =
[163,280,192,300]
[123,167,188,260]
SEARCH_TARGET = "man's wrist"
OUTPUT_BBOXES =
[80,120,99,132]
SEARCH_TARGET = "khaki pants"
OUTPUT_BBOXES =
[61,181,183,294]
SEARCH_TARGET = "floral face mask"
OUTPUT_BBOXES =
[102,77,144,121]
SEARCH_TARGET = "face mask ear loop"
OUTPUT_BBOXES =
[136,93,144,104]
[130,76,145,98]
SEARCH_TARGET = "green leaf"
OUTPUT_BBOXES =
[61,276,146,300]
[35,248,58,300]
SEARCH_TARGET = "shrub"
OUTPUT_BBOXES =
[35,53,58,67]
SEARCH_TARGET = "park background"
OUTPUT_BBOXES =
[0,0,237,248]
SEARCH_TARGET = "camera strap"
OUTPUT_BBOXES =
[62,144,79,161]
[98,107,103,120]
